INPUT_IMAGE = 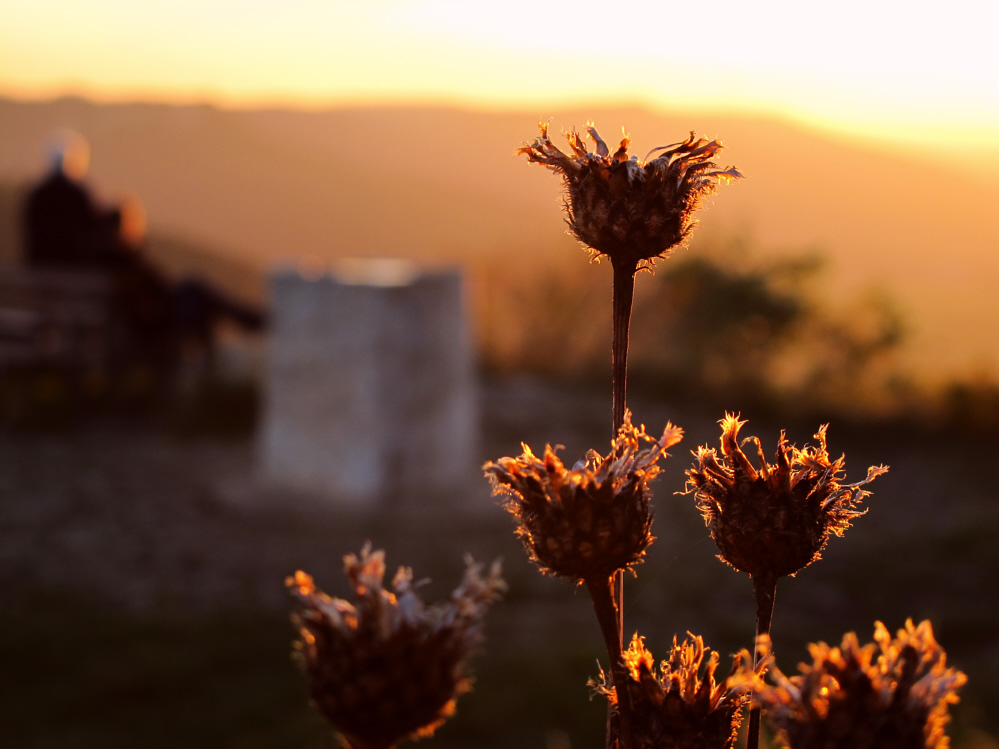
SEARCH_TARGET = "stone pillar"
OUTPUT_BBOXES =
[259,260,479,507]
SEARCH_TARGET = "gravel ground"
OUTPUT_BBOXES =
[0,379,613,631]
[2,377,998,742]
[3,377,998,631]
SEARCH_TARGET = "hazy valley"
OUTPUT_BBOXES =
[1,96,997,379]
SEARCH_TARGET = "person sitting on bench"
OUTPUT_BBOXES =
[22,131,265,375]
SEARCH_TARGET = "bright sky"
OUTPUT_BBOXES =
[2,0,998,153]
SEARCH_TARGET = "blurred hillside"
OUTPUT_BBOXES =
[0,183,262,305]
[1,96,997,379]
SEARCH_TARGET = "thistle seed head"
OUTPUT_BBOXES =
[685,414,887,579]
[756,619,966,749]
[484,411,683,583]
[518,121,742,270]
[592,633,764,749]
[287,546,505,749]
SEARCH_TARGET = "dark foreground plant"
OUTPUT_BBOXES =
[287,546,504,749]
[686,414,888,747]
[686,414,888,582]
[516,120,742,749]
[484,412,682,584]
[290,117,965,749]
[518,122,742,430]
[485,411,682,748]
[592,633,765,749]
[756,620,967,749]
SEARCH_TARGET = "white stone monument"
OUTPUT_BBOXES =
[259,259,479,507]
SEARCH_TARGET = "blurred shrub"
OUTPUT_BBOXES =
[478,236,907,419]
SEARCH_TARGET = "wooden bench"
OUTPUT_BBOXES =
[0,267,115,373]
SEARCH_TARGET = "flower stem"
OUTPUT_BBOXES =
[587,575,634,749]
[611,260,637,435]
[609,259,637,749]
[747,573,778,749]
[611,259,637,642]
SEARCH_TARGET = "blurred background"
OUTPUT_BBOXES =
[1,1,997,747]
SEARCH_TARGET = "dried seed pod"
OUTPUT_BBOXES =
[484,411,682,583]
[518,122,742,270]
[287,546,505,749]
[756,619,966,749]
[685,414,887,579]
[592,633,764,749]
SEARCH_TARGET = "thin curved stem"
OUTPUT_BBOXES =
[609,260,637,748]
[611,260,637,436]
[611,260,637,650]
[587,575,634,749]
[747,573,778,749]
[604,262,638,749]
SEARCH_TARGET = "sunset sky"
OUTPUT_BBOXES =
[2,0,998,158]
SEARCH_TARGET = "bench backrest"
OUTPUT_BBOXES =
[0,267,114,368]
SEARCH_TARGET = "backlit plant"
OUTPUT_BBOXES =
[289,120,965,749]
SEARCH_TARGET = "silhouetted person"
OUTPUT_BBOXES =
[22,131,265,381]
[23,132,123,270]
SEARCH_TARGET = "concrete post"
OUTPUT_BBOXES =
[259,260,479,508]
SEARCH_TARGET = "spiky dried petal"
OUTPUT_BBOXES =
[685,414,887,579]
[519,121,742,269]
[592,633,764,749]
[756,619,966,749]
[287,546,505,749]
[484,411,682,582]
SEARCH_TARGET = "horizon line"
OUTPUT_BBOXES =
[4,88,999,186]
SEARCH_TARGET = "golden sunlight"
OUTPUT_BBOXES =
[1,0,996,155]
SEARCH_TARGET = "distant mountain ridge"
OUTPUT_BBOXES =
[0,96,996,378]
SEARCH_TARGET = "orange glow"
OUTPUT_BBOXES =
[3,2,997,380]
[1,0,996,158]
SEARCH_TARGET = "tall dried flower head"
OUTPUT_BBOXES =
[685,414,887,580]
[518,122,742,270]
[756,620,966,749]
[592,633,764,749]
[287,546,505,749]
[484,411,683,583]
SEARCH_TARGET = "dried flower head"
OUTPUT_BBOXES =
[518,121,742,270]
[287,546,505,749]
[592,633,764,749]
[484,411,682,583]
[756,620,966,749]
[685,414,887,580]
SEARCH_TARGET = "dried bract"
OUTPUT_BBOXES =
[685,414,887,579]
[756,620,966,749]
[593,633,763,749]
[484,412,682,583]
[287,546,505,749]
[518,121,742,269]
